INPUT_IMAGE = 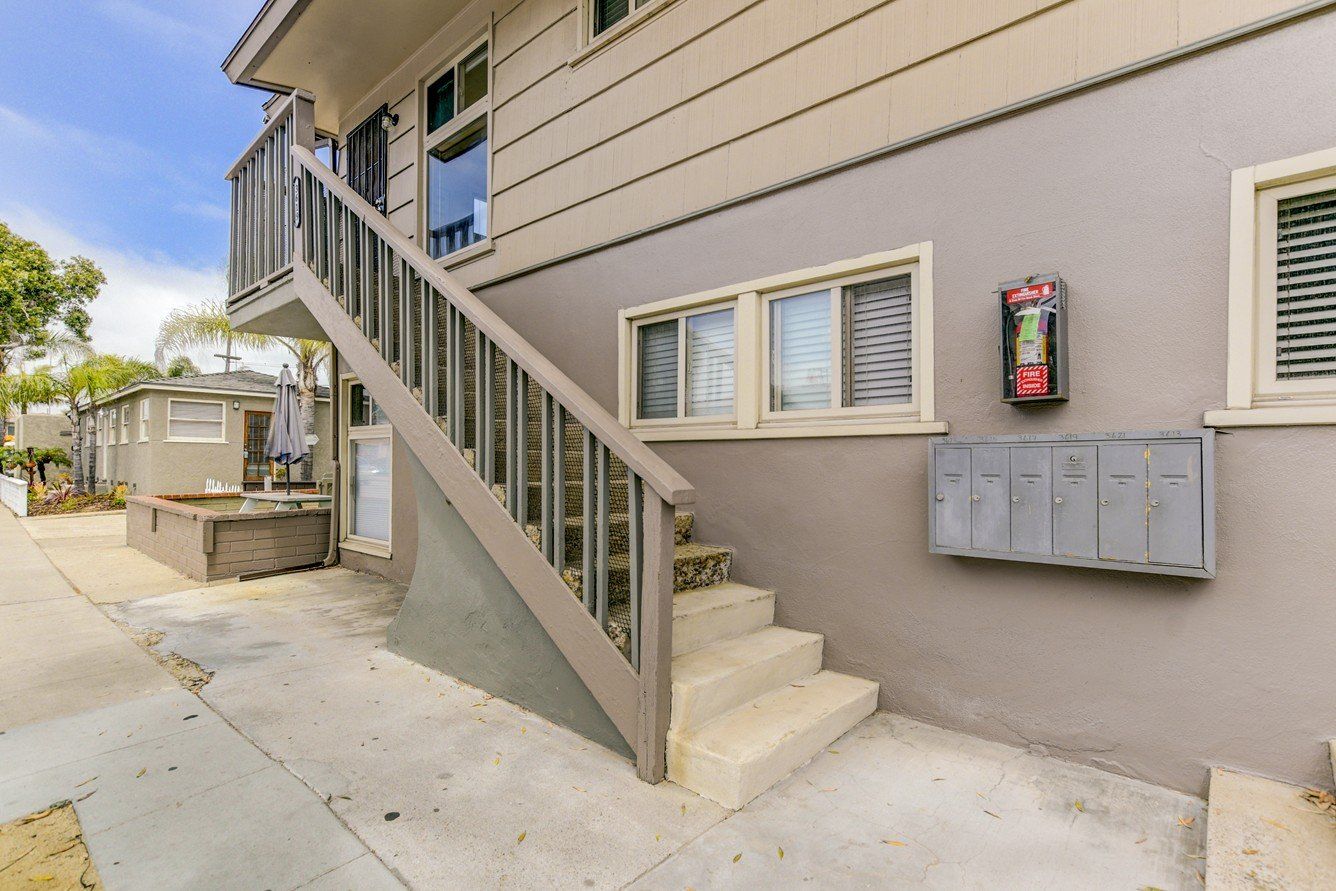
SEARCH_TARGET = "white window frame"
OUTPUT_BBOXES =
[1207,146,1336,428]
[629,301,739,430]
[419,32,493,268]
[339,374,393,558]
[138,400,150,442]
[574,0,682,64]
[165,398,227,444]
[120,405,129,444]
[619,244,946,440]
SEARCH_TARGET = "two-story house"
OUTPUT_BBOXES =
[220,0,1336,821]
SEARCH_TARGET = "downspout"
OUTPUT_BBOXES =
[323,343,341,567]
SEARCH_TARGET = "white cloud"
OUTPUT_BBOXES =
[2,203,296,377]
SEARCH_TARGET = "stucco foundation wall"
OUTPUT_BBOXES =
[127,497,331,582]
[469,14,1336,796]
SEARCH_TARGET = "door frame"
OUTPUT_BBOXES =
[242,409,274,482]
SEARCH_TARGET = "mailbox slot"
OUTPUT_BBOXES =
[928,430,1214,578]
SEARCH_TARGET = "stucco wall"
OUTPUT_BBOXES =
[94,390,330,495]
[467,14,1336,796]
[15,414,68,453]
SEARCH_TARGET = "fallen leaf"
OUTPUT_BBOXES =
[827,749,839,755]
[681,804,687,816]
[1178,816,1195,828]
[572,786,587,793]
[76,790,96,802]
[75,776,98,788]
[384,812,400,821]
[882,840,906,847]
[521,727,527,735]
[984,810,1001,819]
[732,853,742,863]
[820,787,838,793]
[135,768,146,778]
[517,831,526,843]
[1135,837,1148,845]
[1242,848,1258,855]
[1074,800,1084,812]
[471,702,486,708]
[493,757,501,766]
[655,834,661,842]
[777,846,785,860]
[29,875,54,883]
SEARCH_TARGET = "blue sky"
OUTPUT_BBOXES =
[0,1,294,373]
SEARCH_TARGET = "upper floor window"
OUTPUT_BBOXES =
[620,245,945,440]
[1208,147,1336,428]
[590,0,661,39]
[423,39,489,260]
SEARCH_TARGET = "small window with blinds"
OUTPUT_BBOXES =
[166,400,226,442]
[1274,187,1336,382]
[633,306,736,422]
[766,273,914,415]
[589,0,665,39]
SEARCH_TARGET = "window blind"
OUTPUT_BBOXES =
[1275,187,1336,380]
[686,309,735,416]
[168,401,224,439]
[352,438,392,542]
[845,274,913,405]
[593,0,630,36]
[771,291,832,411]
[637,320,678,419]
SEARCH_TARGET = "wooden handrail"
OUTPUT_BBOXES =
[224,90,314,181]
[291,145,696,507]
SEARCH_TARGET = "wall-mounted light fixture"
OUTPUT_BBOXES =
[380,112,399,131]
[232,401,241,411]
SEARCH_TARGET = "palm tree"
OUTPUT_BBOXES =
[164,355,200,377]
[24,355,159,492]
[157,301,329,481]
[0,329,95,433]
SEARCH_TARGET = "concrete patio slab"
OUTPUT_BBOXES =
[20,511,197,604]
[632,712,1207,889]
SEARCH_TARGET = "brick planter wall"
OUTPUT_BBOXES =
[126,494,330,582]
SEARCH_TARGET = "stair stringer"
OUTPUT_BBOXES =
[291,264,641,750]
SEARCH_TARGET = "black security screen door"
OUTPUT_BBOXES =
[346,105,388,214]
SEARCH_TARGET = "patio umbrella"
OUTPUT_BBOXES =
[266,364,309,495]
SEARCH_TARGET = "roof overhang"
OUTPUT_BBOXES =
[85,382,331,409]
[223,0,474,133]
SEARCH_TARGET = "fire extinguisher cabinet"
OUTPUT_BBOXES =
[1000,274,1069,404]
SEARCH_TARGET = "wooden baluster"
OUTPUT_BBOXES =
[553,404,566,576]
[596,442,610,631]
[582,428,594,614]
[627,471,643,671]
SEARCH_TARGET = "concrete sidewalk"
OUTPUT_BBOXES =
[0,507,401,890]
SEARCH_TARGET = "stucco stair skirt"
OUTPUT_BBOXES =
[1204,767,1336,889]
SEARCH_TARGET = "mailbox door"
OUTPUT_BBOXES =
[1053,445,1098,559]
[933,448,971,549]
[1148,443,1204,567]
[1098,443,1148,563]
[971,447,1011,552]
[1009,447,1053,555]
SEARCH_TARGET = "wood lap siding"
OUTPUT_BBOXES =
[484,0,1311,275]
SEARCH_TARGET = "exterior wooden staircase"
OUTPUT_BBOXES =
[223,92,877,806]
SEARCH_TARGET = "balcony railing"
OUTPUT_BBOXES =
[225,91,315,306]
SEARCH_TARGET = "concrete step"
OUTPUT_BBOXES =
[562,542,733,599]
[1205,767,1336,889]
[670,626,823,731]
[672,583,774,656]
[667,670,878,810]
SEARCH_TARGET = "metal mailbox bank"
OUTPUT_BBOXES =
[929,430,1215,578]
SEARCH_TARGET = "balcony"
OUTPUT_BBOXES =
[224,91,324,339]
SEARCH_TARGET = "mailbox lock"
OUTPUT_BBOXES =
[1100,499,1110,506]
[935,493,945,502]
[1011,496,1020,503]
[971,494,981,502]
[1054,497,1063,504]
[1150,500,1160,507]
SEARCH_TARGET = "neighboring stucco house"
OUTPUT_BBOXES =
[79,370,330,495]
[217,0,1336,834]
[14,413,68,453]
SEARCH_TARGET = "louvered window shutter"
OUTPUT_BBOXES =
[686,309,735,416]
[771,291,832,411]
[844,274,913,405]
[637,320,678,419]
[1275,188,1336,380]
[593,0,630,36]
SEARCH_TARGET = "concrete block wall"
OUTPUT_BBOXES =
[127,497,330,582]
